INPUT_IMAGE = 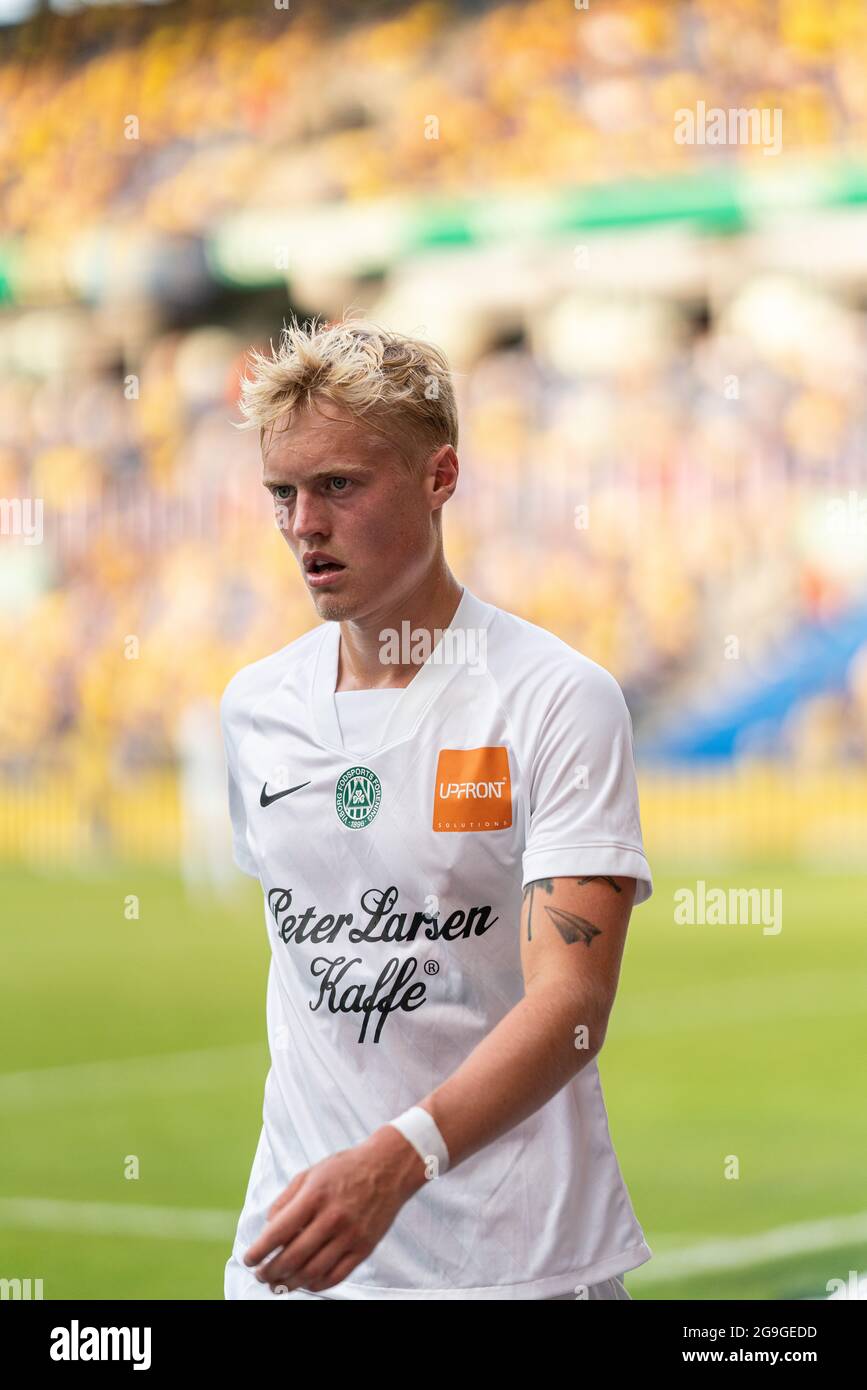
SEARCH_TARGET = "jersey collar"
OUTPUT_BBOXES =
[308,583,493,757]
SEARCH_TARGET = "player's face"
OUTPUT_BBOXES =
[262,401,446,622]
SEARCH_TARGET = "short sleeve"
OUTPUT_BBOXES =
[220,688,259,880]
[521,663,653,906]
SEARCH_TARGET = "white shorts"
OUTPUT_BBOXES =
[224,1252,631,1301]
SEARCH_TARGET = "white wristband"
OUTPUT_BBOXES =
[387,1106,450,1177]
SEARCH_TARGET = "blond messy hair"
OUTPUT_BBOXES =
[234,314,458,474]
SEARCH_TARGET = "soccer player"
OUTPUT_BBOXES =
[220,317,653,1301]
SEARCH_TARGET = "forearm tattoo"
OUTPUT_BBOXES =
[523,875,620,944]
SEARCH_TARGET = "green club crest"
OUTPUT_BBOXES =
[335,766,382,829]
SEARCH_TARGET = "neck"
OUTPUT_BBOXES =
[336,563,464,691]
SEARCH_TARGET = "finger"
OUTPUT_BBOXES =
[256,1210,342,1288]
[306,1249,364,1293]
[267,1172,305,1220]
[244,1188,316,1266]
[268,1232,349,1294]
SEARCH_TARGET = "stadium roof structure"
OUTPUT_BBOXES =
[208,162,867,288]
[7,162,867,307]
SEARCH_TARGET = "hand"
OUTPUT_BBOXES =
[243,1125,428,1294]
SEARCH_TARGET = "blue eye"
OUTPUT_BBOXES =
[271,479,351,500]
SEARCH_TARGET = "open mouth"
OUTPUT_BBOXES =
[306,561,346,586]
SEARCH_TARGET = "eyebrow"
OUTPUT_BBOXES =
[262,462,371,488]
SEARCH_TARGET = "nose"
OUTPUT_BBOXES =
[289,489,331,546]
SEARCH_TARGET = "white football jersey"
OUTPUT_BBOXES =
[220,583,653,1299]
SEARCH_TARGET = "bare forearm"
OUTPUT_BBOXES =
[370,981,606,1198]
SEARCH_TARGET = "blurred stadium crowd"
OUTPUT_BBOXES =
[2,0,867,862]
[4,0,867,237]
[3,299,867,782]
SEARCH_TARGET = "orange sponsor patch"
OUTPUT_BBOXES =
[432,747,512,832]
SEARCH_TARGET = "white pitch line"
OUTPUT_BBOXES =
[0,1042,266,1109]
[0,1198,236,1242]
[0,1199,865,1283]
[638,1211,867,1282]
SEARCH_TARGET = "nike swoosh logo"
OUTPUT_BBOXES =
[260,781,311,807]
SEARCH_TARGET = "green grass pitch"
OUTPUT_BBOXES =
[1,860,864,1300]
